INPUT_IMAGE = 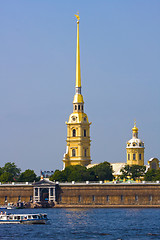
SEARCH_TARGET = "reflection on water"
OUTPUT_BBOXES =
[64,208,88,226]
[0,208,160,239]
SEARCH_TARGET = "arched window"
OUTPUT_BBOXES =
[128,154,130,160]
[133,154,136,160]
[82,105,83,111]
[78,105,80,110]
[84,129,86,137]
[84,149,87,157]
[75,105,77,110]
[72,149,76,157]
[72,129,76,137]
[139,154,141,160]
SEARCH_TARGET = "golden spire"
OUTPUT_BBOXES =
[73,12,84,104]
[75,12,81,88]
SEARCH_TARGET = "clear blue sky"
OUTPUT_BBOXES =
[0,0,160,174]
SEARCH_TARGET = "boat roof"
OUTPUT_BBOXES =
[1,213,46,216]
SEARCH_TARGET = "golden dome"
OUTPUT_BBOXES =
[132,126,138,132]
[132,120,138,132]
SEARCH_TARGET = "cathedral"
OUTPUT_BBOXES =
[62,14,159,173]
[63,14,92,169]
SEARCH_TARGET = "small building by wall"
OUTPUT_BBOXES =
[33,179,56,203]
[148,158,159,170]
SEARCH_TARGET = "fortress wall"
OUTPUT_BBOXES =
[56,183,160,207]
[1,182,160,207]
[0,184,33,205]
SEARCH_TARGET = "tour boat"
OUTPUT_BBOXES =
[0,212,48,224]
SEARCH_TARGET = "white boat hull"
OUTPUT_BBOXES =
[0,213,47,224]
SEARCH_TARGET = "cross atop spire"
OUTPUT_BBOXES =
[75,11,80,22]
[132,119,138,138]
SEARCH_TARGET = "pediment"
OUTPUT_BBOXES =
[33,178,56,187]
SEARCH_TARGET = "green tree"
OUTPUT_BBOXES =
[50,166,89,182]
[18,169,37,182]
[144,169,160,181]
[50,170,67,182]
[50,162,113,182]
[65,165,89,182]
[2,162,21,180]
[120,165,146,180]
[131,165,146,180]
[120,165,132,179]
[91,162,113,181]
[0,172,13,182]
[0,167,3,176]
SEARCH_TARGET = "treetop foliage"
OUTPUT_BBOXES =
[120,164,146,180]
[0,162,38,183]
[50,161,113,182]
[144,169,160,181]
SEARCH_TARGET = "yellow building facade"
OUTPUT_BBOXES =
[62,14,92,169]
[126,121,145,166]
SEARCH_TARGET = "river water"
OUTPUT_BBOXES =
[0,208,160,239]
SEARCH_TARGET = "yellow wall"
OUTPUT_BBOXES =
[127,148,144,166]
[63,118,91,168]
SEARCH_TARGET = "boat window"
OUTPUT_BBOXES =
[28,215,31,219]
[17,216,20,220]
[21,216,23,220]
[9,216,13,220]
[14,216,17,220]
[32,215,38,219]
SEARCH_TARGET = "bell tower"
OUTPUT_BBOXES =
[126,121,145,166]
[62,13,92,169]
